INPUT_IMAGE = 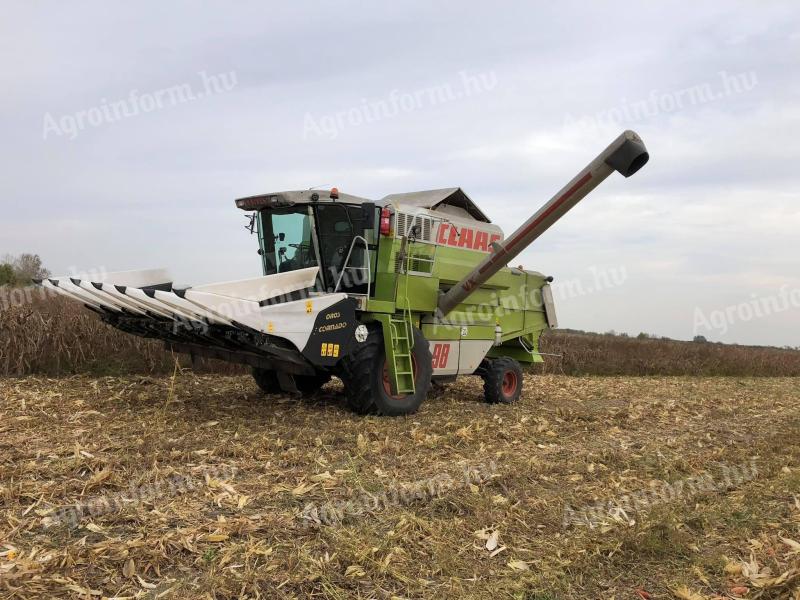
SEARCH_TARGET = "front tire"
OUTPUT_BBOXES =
[340,322,432,416]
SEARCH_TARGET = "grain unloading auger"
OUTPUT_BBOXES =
[37,130,648,415]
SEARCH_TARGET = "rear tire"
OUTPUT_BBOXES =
[252,368,331,397]
[480,357,523,404]
[340,322,432,416]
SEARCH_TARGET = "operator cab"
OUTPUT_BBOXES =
[236,189,379,295]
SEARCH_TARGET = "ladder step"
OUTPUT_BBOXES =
[387,313,416,395]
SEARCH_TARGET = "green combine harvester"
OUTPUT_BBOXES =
[37,131,649,415]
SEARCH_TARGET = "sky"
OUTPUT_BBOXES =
[1,1,798,347]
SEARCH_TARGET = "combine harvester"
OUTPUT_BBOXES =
[38,131,648,415]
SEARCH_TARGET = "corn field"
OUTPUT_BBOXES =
[0,288,243,376]
[1,288,799,377]
[539,331,800,376]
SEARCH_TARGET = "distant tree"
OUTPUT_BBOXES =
[693,335,708,343]
[637,332,649,340]
[12,253,50,281]
[0,253,50,286]
[0,263,16,286]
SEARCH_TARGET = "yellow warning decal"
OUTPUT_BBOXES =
[321,343,340,357]
[267,321,274,333]
[305,300,313,313]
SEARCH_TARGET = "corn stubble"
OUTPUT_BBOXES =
[1,372,799,598]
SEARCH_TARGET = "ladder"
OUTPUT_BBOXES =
[387,313,415,395]
[383,249,417,395]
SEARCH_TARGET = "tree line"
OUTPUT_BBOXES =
[0,254,51,287]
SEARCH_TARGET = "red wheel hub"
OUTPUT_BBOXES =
[501,370,518,397]
[382,356,417,400]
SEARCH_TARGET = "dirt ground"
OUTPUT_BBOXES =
[1,373,799,599]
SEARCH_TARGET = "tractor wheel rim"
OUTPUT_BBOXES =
[382,356,418,400]
[501,370,518,396]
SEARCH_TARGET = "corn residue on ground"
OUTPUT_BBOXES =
[1,374,799,599]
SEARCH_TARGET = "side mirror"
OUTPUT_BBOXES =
[361,202,375,230]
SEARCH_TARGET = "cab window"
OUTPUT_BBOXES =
[259,207,318,275]
[315,204,373,293]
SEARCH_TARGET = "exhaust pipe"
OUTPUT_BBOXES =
[437,130,649,317]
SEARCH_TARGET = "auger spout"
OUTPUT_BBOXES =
[437,130,649,317]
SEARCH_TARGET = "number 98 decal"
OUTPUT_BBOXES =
[431,343,451,369]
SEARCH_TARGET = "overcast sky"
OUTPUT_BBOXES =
[2,1,798,346]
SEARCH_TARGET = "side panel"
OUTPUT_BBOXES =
[301,298,357,366]
[458,325,494,375]
[395,276,439,312]
[428,340,459,376]
[458,340,494,374]
[420,322,493,375]
[420,322,460,376]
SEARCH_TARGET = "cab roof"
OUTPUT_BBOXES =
[235,187,491,223]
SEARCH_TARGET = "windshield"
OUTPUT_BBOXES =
[258,207,318,275]
[256,203,378,294]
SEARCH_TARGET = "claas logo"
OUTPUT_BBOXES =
[437,223,501,252]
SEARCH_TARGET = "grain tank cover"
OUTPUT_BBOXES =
[381,188,491,223]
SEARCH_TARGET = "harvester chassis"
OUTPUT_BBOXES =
[37,130,648,416]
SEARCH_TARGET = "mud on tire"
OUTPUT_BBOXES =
[340,322,432,416]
